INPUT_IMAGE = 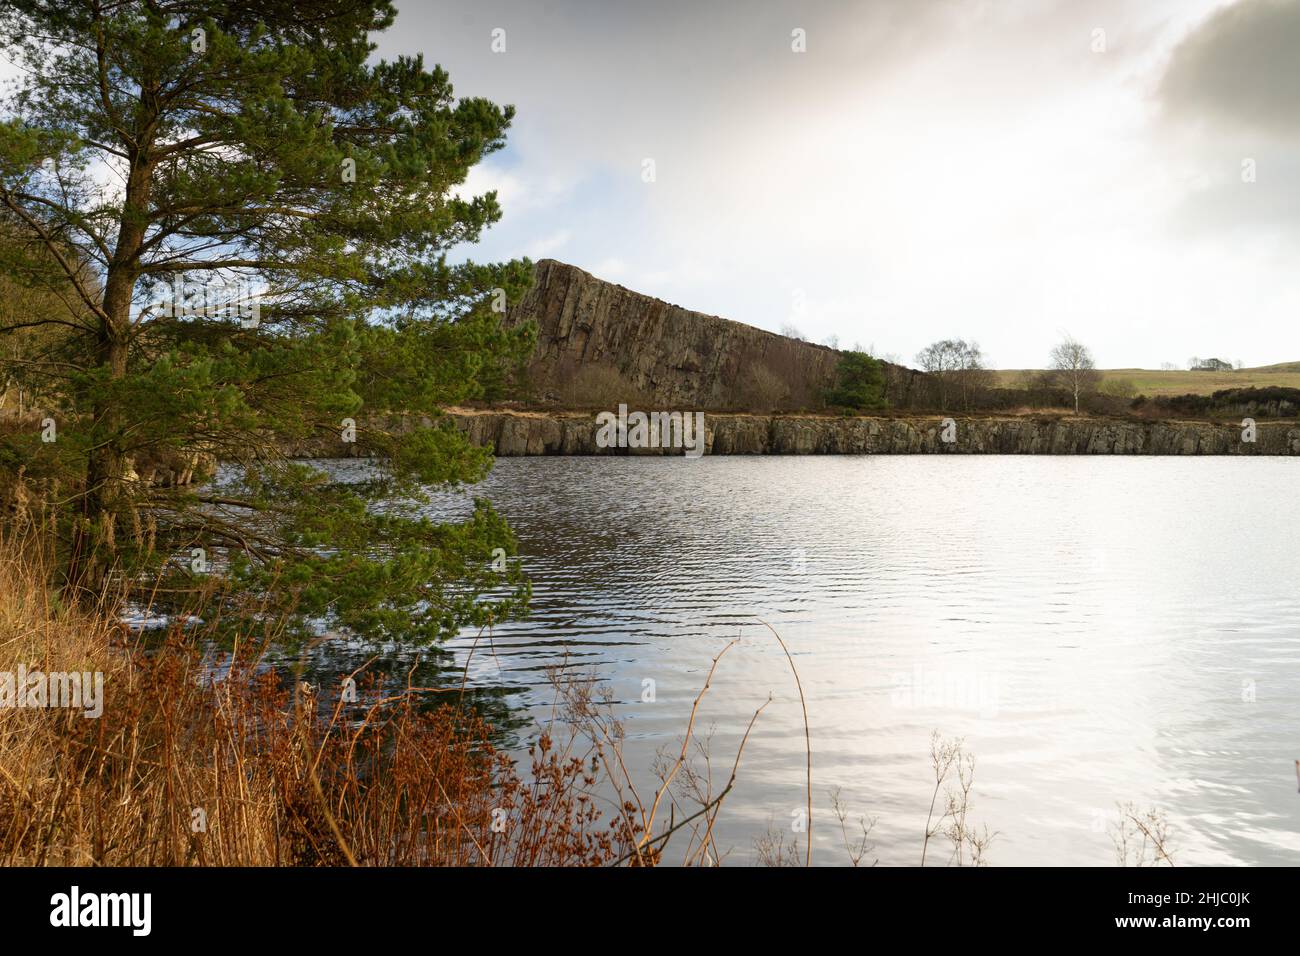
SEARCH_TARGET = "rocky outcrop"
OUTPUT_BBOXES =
[125,448,217,488]
[445,410,1300,456]
[507,259,876,409]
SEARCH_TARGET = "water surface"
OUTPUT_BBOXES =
[414,456,1300,865]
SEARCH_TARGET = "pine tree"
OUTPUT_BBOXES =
[0,0,533,642]
[826,351,887,412]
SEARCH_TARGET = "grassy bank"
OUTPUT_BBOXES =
[993,363,1300,398]
[0,526,807,866]
[0,531,646,866]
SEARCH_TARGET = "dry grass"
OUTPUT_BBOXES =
[0,545,635,866]
[0,523,806,866]
[993,366,1300,398]
[0,521,646,866]
[1110,803,1175,867]
[920,731,996,867]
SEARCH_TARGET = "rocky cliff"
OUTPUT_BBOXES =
[507,259,870,409]
[446,410,1300,456]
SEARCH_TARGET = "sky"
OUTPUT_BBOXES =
[379,0,1300,370]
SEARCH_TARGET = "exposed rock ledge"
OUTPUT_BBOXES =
[287,409,1300,457]
[504,259,920,409]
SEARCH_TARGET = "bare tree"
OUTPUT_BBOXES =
[1049,336,1100,414]
[917,338,989,410]
[955,340,992,410]
[917,340,960,408]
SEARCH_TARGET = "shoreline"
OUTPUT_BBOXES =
[284,408,1300,457]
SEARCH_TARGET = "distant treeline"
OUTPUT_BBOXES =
[848,370,1300,420]
[1132,386,1300,419]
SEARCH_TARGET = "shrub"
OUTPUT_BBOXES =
[1132,386,1300,419]
[735,361,791,412]
[557,363,653,409]
[825,352,887,412]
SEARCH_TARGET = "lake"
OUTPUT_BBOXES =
[364,455,1300,865]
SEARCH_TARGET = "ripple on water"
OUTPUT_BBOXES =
[351,455,1300,866]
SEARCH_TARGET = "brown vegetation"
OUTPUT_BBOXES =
[0,526,642,865]
[0,521,808,866]
[550,361,654,410]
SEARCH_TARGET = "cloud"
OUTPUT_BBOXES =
[524,228,572,258]
[1159,0,1300,139]
[1157,0,1300,238]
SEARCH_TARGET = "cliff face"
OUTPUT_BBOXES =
[507,259,852,410]
[447,410,1300,456]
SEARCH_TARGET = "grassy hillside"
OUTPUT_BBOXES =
[993,365,1300,398]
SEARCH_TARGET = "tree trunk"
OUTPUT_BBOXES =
[65,154,152,599]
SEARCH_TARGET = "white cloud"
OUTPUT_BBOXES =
[524,228,572,258]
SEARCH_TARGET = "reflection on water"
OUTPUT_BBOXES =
[334,455,1300,865]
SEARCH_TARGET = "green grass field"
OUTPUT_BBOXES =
[993,363,1300,398]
